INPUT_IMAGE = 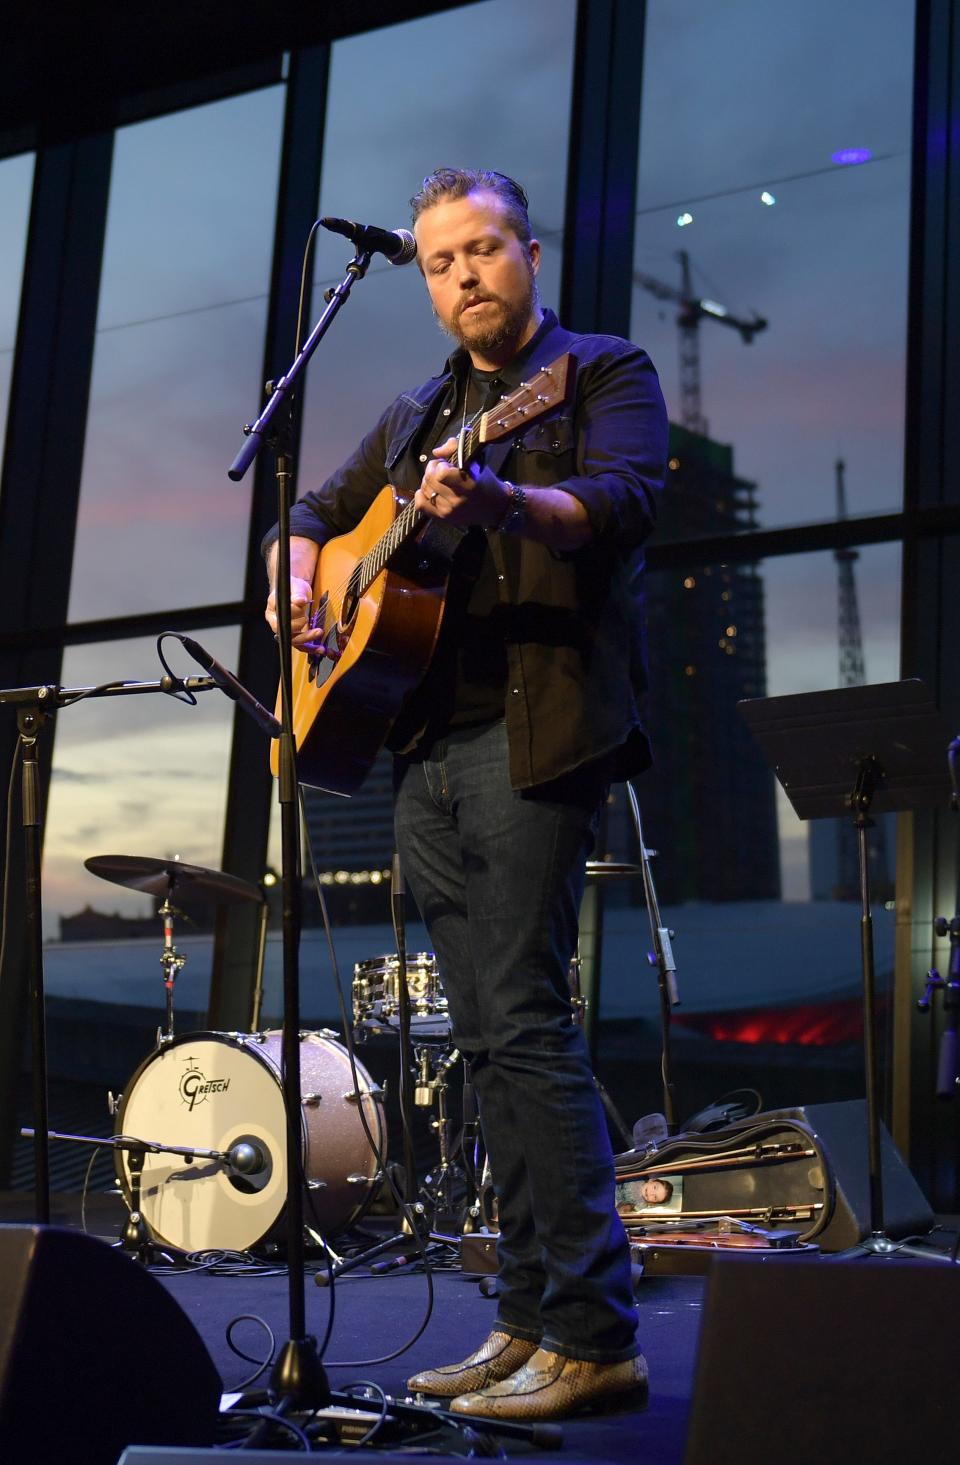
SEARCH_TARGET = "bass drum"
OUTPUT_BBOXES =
[114,1030,384,1254]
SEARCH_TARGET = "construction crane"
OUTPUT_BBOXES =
[634,249,767,434]
[834,460,866,689]
[833,459,891,899]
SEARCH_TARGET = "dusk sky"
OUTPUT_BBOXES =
[0,0,914,932]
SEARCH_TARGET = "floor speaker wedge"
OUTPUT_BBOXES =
[0,1225,220,1464]
[685,1253,958,1465]
[772,1099,934,1249]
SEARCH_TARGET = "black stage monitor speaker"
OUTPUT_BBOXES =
[685,1253,958,1465]
[0,1225,220,1464]
[773,1100,934,1249]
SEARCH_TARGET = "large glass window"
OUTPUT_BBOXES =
[0,153,35,449]
[584,0,917,1141]
[67,88,285,622]
[632,0,914,530]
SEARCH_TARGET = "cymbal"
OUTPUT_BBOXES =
[585,860,643,880]
[84,854,264,905]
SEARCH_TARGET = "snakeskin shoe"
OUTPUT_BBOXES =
[407,1329,539,1398]
[448,1346,649,1420]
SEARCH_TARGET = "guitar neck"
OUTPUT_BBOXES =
[355,417,485,593]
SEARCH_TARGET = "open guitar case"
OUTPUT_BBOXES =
[614,1097,933,1254]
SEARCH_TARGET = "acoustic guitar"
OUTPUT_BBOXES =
[271,352,572,794]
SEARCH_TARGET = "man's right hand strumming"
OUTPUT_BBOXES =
[265,536,320,647]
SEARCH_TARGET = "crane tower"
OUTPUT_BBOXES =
[833,460,891,899]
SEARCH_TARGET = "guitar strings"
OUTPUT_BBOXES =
[306,356,560,644]
[310,403,489,639]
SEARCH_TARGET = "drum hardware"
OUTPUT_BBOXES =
[584,859,645,879]
[344,1084,386,1103]
[413,1044,466,1232]
[157,893,187,1039]
[85,853,266,1042]
[566,953,587,1024]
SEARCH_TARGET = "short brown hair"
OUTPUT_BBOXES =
[410,168,532,247]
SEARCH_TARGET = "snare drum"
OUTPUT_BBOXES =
[352,953,450,1037]
[114,1030,384,1253]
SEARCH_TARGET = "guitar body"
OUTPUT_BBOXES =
[270,484,448,794]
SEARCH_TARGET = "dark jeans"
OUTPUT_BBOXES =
[394,720,638,1361]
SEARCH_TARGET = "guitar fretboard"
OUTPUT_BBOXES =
[352,413,487,597]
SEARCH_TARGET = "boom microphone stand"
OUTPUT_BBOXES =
[226,241,380,1408]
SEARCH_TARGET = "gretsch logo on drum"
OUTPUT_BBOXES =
[179,1056,230,1111]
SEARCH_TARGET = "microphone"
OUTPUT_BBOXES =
[223,1140,268,1175]
[178,636,282,739]
[319,216,417,266]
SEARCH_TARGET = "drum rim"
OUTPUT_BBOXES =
[353,952,437,974]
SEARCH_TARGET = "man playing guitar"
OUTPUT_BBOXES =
[264,167,668,1421]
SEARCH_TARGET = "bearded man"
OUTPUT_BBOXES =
[264,167,668,1421]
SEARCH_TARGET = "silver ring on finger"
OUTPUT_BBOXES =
[429,490,439,505]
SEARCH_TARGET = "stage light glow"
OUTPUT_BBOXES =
[700,299,727,318]
[832,147,872,165]
[676,211,693,227]
[760,190,776,206]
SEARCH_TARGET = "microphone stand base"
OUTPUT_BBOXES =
[270,1337,330,1410]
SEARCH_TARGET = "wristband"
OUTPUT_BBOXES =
[496,480,527,535]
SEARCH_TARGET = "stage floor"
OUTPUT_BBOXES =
[3,1191,958,1462]
[0,1190,697,1462]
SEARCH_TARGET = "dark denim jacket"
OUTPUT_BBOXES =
[264,310,668,788]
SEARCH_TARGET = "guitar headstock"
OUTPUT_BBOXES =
[479,353,573,444]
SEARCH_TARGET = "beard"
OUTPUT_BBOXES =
[439,263,539,355]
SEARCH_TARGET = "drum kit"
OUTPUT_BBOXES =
[38,851,647,1262]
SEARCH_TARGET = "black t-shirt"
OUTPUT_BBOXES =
[414,365,510,737]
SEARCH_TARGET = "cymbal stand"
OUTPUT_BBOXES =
[158,884,186,1041]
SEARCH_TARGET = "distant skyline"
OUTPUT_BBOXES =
[0,0,916,928]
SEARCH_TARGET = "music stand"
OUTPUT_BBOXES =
[739,679,954,1258]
